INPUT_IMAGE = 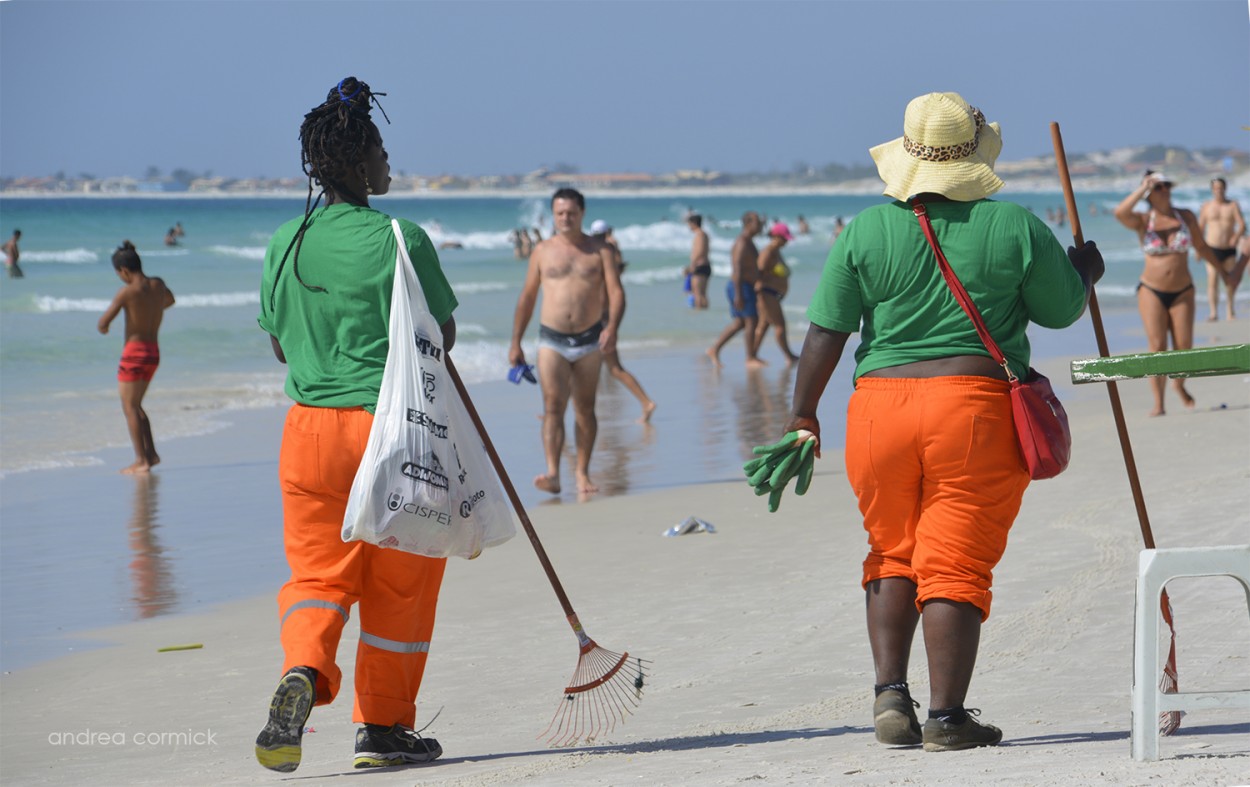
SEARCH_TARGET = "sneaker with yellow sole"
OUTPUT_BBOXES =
[254,667,316,772]
[354,723,442,768]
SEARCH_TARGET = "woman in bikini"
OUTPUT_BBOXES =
[754,221,799,364]
[1114,171,1219,416]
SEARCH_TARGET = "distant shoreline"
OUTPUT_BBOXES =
[1,173,1245,200]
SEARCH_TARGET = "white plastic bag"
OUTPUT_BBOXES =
[342,220,514,559]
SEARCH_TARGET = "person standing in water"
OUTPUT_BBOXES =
[509,189,625,496]
[685,212,711,309]
[3,229,23,278]
[591,219,656,422]
[706,211,765,368]
[98,241,176,474]
[754,221,799,364]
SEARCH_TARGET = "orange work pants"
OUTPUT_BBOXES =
[845,377,1030,621]
[277,404,447,728]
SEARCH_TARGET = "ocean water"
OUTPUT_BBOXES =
[0,188,1240,476]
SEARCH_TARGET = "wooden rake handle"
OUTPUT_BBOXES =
[1049,122,1156,549]
[445,356,579,617]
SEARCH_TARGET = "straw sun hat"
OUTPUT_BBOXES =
[869,92,1004,202]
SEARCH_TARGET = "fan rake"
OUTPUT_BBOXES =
[447,359,649,745]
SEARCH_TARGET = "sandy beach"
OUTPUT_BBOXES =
[2,315,1248,786]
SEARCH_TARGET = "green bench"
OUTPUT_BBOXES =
[1071,344,1250,383]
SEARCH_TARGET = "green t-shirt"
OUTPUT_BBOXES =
[258,203,458,409]
[807,199,1086,380]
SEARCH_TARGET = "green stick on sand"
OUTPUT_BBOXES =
[157,644,204,653]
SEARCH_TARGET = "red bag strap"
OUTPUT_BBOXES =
[910,200,1017,383]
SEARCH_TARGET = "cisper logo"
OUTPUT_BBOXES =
[405,409,448,438]
[402,501,451,526]
[459,489,486,518]
[414,332,443,362]
[401,453,448,490]
[422,371,437,404]
[387,491,403,511]
[48,729,218,746]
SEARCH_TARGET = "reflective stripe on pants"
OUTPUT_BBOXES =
[277,403,448,727]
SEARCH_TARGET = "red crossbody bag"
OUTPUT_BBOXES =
[911,200,1072,480]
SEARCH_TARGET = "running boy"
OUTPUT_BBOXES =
[98,241,175,474]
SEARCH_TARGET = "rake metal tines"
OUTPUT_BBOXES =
[541,627,650,747]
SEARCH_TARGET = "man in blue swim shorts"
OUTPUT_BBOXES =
[707,211,765,368]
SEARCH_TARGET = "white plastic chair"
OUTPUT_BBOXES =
[1131,545,1250,761]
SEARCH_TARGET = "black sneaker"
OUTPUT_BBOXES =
[922,708,1003,752]
[354,724,443,768]
[254,666,316,772]
[873,688,922,745]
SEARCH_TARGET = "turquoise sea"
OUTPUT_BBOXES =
[1,188,1236,478]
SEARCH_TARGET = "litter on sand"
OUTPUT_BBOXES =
[663,517,717,537]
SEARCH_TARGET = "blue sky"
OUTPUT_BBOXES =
[1,0,1246,179]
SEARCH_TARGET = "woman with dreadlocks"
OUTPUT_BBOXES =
[254,77,457,773]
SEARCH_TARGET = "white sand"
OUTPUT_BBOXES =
[3,323,1248,785]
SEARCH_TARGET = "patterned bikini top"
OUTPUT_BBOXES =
[1142,209,1192,256]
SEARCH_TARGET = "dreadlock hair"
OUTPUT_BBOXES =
[269,76,391,308]
[112,240,143,273]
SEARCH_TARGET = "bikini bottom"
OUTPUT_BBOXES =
[1137,281,1194,309]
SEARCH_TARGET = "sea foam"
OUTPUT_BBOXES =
[32,291,259,313]
[207,245,267,261]
[20,248,99,264]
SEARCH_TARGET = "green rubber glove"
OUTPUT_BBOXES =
[766,447,803,490]
[746,431,818,511]
[794,440,816,496]
[745,457,775,488]
[752,431,800,456]
[743,454,770,474]
[768,484,785,513]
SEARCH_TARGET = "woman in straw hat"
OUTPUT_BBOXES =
[780,92,1104,751]
[1113,171,1219,416]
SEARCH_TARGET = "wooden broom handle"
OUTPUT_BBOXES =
[445,356,579,616]
[1050,122,1156,549]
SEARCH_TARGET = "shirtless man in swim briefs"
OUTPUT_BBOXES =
[1198,177,1246,321]
[685,213,711,309]
[509,188,624,496]
[98,240,176,474]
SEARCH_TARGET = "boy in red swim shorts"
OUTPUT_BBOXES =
[98,241,176,474]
